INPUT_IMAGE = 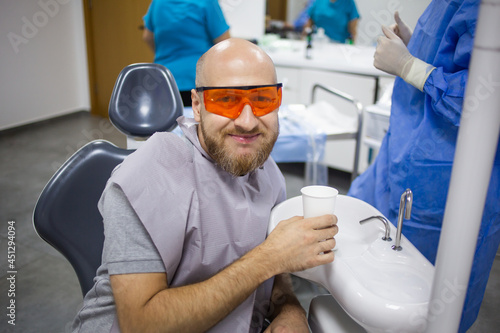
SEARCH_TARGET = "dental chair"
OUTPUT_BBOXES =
[33,140,133,296]
[33,63,185,297]
[108,63,184,149]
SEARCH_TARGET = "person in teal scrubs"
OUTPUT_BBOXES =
[348,1,500,331]
[293,0,315,31]
[305,0,359,43]
[143,0,230,106]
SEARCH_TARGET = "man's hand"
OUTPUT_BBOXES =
[262,214,338,275]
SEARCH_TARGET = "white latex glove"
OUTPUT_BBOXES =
[374,25,413,77]
[374,25,435,91]
[389,11,413,46]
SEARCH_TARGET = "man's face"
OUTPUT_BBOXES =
[196,100,279,176]
[192,40,281,176]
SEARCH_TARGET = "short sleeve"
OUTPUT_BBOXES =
[143,0,156,32]
[99,182,165,275]
[307,1,317,21]
[205,0,230,41]
[348,0,360,21]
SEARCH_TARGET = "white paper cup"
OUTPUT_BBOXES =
[301,185,338,219]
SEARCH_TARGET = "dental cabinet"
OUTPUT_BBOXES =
[264,39,394,173]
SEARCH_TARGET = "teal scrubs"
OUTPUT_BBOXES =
[348,0,500,331]
[143,0,229,91]
[308,0,359,43]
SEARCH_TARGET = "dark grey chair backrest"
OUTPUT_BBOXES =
[33,140,133,296]
[108,63,183,137]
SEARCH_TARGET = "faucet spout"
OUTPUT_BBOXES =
[392,189,413,251]
[359,216,392,241]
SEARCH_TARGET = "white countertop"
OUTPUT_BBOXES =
[262,39,392,78]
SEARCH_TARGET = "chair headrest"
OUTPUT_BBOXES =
[109,63,184,137]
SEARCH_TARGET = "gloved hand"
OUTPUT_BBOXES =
[389,11,413,46]
[374,25,435,91]
[374,25,413,78]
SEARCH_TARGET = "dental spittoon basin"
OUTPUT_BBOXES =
[268,195,435,333]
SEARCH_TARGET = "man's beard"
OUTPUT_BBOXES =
[200,122,279,176]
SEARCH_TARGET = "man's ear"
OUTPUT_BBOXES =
[191,89,202,122]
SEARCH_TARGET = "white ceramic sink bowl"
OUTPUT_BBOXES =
[268,195,435,333]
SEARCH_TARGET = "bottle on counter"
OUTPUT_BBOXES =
[305,27,313,59]
[314,27,327,50]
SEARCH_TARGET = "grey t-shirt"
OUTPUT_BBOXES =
[71,183,164,333]
[72,117,286,333]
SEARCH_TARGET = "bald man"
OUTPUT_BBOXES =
[71,38,338,333]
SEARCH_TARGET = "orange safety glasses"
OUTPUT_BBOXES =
[196,84,283,119]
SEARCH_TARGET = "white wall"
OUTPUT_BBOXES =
[287,0,309,25]
[0,0,90,131]
[219,0,266,41]
[355,0,431,46]
[0,0,430,130]
[286,0,431,46]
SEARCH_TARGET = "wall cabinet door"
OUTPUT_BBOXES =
[276,66,302,105]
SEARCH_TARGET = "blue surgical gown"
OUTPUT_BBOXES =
[348,0,500,331]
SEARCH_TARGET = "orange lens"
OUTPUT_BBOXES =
[198,84,282,119]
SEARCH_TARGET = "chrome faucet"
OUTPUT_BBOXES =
[392,189,413,251]
[359,215,392,241]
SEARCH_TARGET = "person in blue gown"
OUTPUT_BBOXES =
[142,0,230,106]
[348,0,500,331]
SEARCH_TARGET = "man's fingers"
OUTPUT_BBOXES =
[277,215,303,228]
[304,214,337,230]
[316,248,335,264]
[316,225,338,241]
[318,238,336,254]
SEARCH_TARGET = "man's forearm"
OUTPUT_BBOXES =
[113,243,278,333]
[113,214,337,332]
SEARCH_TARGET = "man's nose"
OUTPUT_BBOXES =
[233,104,259,131]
